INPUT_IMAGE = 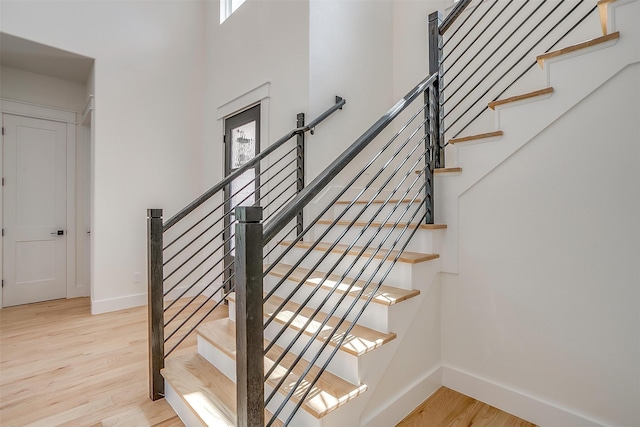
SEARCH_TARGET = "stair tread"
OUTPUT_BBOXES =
[448,131,504,145]
[316,219,447,230]
[334,198,420,205]
[415,167,463,174]
[198,319,367,418]
[267,262,420,306]
[227,292,397,356]
[280,240,440,264]
[162,353,283,427]
[434,167,463,174]
[488,87,554,110]
[536,32,620,66]
[265,294,397,356]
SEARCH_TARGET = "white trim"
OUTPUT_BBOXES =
[65,122,79,298]
[216,82,270,120]
[91,292,147,314]
[0,98,77,124]
[81,95,94,126]
[362,366,443,427]
[442,366,608,427]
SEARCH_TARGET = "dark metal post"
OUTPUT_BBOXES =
[235,206,264,427]
[428,10,445,169]
[296,113,305,238]
[147,208,165,400]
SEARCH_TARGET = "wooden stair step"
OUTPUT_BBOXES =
[536,32,620,67]
[227,292,397,356]
[488,87,554,110]
[434,167,463,174]
[162,353,284,427]
[334,198,420,205]
[265,294,397,356]
[267,263,420,306]
[448,131,504,145]
[280,240,439,264]
[415,167,463,174]
[198,319,367,418]
[316,219,447,230]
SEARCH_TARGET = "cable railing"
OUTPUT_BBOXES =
[147,96,345,400]
[438,0,598,140]
[147,1,601,424]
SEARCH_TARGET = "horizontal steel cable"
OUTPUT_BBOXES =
[264,136,430,396]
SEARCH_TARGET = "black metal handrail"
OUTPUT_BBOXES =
[147,95,345,402]
[263,73,437,245]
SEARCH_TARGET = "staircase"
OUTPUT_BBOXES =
[149,0,639,425]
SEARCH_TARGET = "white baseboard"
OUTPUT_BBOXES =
[91,284,215,314]
[91,292,147,314]
[361,366,443,427]
[442,366,607,427]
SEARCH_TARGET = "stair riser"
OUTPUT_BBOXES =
[281,247,416,290]
[330,202,425,223]
[264,274,391,332]
[164,381,209,427]
[265,323,362,385]
[312,222,442,254]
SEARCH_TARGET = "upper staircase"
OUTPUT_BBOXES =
[148,0,639,425]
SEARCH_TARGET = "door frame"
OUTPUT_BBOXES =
[0,98,78,308]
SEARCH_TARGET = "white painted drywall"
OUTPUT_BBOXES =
[307,0,395,183]
[0,66,86,111]
[1,0,207,312]
[203,0,310,190]
[441,63,640,427]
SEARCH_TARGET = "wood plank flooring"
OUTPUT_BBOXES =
[396,387,537,427]
[1,298,536,427]
[0,297,227,427]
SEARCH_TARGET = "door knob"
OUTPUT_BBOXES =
[50,230,65,236]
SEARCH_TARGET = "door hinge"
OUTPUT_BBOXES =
[223,135,226,143]
[2,229,4,237]
[1,127,4,136]
[1,280,3,288]
[2,178,4,186]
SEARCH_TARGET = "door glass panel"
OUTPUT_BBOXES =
[231,169,256,209]
[231,121,256,169]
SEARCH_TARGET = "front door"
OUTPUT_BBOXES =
[2,114,67,307]
[223,105,260,292]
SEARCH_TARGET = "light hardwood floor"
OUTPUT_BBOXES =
[0,297,227,427]
[1,298,535,427]
[397,387,537,427]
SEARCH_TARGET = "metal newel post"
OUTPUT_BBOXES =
[428,10,444,170]
[296,113,305,238]
[235,206,264,427]
[147,208,165,400]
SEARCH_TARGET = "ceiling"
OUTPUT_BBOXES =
[0,32,94,84]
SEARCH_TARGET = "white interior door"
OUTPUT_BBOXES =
[3,114,67,307]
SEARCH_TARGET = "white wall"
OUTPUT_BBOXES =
[0,66,86,111]
[441,63,640,427]
[307,0,395,183]
[1,0,207,312]
[203,0,310,189]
